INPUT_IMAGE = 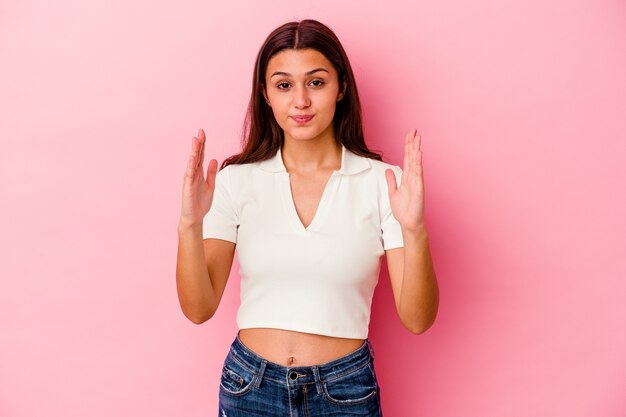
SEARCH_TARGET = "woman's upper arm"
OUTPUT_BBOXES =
[385,247,404,315]
[203,238,236,317]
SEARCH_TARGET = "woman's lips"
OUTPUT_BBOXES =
[291,115,314,124]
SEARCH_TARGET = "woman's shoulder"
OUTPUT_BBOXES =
[219,161,258,176]
[217,161,264,192]
[352,150,402,178]
[367,157,402,172]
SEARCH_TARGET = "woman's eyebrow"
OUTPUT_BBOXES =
[270,68,329,78]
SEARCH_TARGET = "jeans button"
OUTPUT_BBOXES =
[289,371,298,380]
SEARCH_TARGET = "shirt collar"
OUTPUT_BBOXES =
[258,143,371,175]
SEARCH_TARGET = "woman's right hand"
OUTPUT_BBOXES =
[180,128,217,227]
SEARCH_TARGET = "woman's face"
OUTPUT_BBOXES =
[263,48,345,144]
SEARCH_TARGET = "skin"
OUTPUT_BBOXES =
[180,48,438,367]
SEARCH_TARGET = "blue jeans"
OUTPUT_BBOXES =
[218,330,383,416]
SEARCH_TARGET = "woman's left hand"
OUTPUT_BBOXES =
[385,128,425,232]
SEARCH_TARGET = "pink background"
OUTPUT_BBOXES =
[1,0,625,416]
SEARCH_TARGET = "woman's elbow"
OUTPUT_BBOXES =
[182,306,215,325]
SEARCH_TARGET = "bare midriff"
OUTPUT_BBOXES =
[238,328,366,367]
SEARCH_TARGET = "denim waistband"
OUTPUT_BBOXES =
[228,330,375,387]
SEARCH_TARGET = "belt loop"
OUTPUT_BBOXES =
[253,359,267,388]
[312,366,323,396]
[367,339,375,359]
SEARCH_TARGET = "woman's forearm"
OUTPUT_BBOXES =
[176,221,216,324]
[398,226,439,333]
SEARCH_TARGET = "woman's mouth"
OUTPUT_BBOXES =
[291,115,314,124]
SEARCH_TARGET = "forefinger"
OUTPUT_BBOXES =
[196,129,205,169]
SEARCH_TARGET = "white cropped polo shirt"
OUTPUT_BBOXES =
[202,144,404,339]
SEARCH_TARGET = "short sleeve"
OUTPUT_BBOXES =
[202,165,239,243]
[381,165,404,250]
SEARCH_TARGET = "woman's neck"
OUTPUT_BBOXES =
[281,136,341,175]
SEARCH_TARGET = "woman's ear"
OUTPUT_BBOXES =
[337,79,347,101]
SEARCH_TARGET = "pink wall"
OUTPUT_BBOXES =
[1,0,625,416]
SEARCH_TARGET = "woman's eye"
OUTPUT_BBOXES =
[276,80,325,90]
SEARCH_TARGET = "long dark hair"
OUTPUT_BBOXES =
[221,19,383,169]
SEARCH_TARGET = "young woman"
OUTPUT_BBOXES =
[176,19,439,416]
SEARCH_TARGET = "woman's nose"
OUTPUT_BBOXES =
[293,85,310,108]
